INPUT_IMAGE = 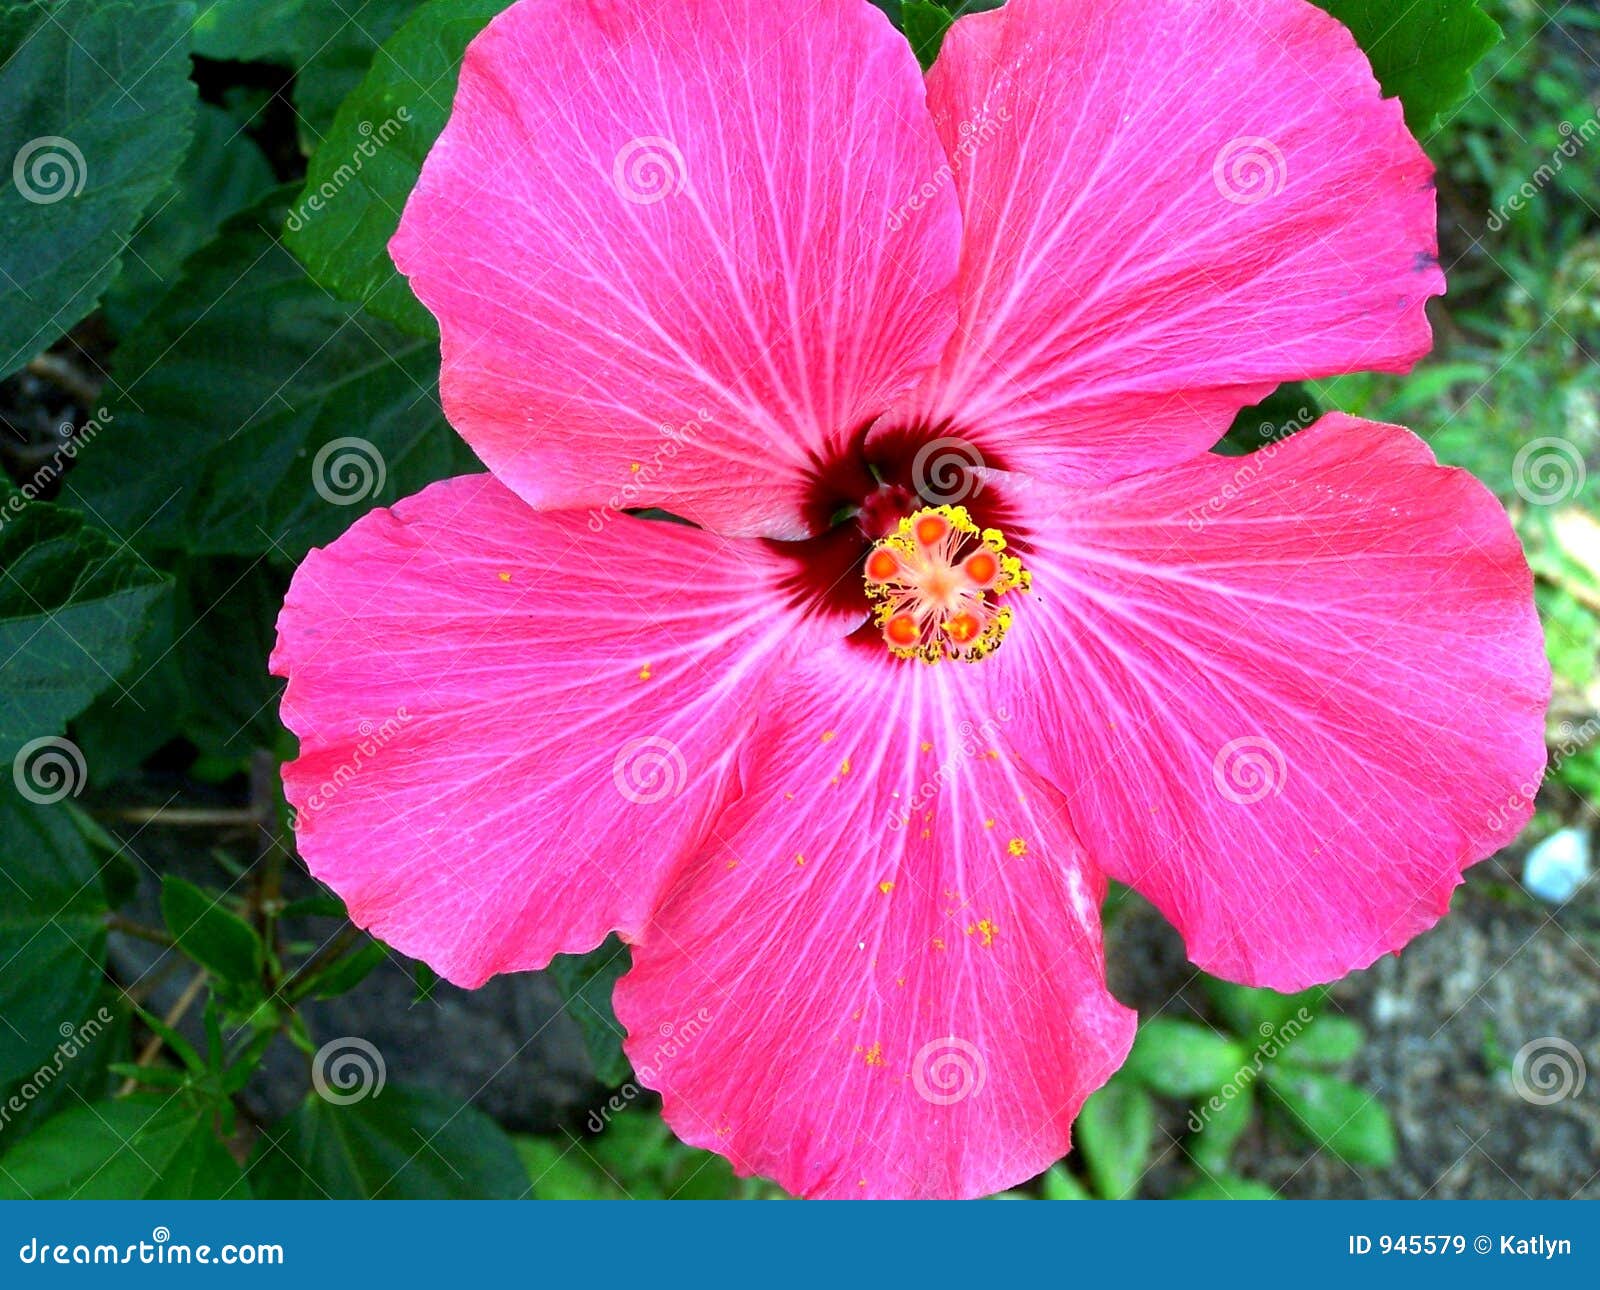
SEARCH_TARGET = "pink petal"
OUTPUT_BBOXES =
[875,0,1444,485]
[271,475,846,987]
[391,0,961,539]
[614,644,1135,1198]
[986,415,1549,990]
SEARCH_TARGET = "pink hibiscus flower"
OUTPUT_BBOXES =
[272,0,1550,1198]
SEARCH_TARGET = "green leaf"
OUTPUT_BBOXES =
[285,0,507,336]
[297,938,389,1001]
[65,191,480,559]
[0,1095,246,1199]
[249,1085,530,1198]
[1264,1068,1398,1168]
[1202,978,1324,1040]
[1121,1018,1248,1098]
[1278,1014,1367,1069]
[293,0,423,150]
[191,0,310,61]
[0,0,197,375]
[104,103,277,337]
[1038,1164,1092,1200]
[546,937,632,1086]
[901,1,953,70]
[0,497,169,760]
[1173,1174,1279,1200]
[1188,1081,1257,1176]
[0,793,108,1087]
[1074,1076,1156,1200]
[160,875,265,994]
[1315,0,1501,133]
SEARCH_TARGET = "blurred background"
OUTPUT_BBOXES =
[0,0,1596,1199]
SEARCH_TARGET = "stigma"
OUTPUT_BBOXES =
[863,505,1029,663]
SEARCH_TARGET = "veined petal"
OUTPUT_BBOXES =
[392,0,962,539]
[615,643,1135,1198]
[876,0,1443,484]
[271,475,845,987]
[985,415,1548,989]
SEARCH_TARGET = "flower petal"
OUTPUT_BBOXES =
[271,475,844,987]
[391,0,961,539]
[877,0,1443,484]
[987,415,1549,990]
[615,644,1135,1198]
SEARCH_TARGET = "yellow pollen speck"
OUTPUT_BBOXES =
[921,741,933,753]
[967,918,998,947]
[840,759,851,775]
[863,1043,883,1067]
[725,859,738,869]
[629,462,641,473]
[638,663,652,680]
[878,881,894,894]
[820,730,837,743]
[795,853,806,866]
[931,936,946,952]
[984,818,995,829]
[497,571,511,582]
[1008,837,1027,856]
